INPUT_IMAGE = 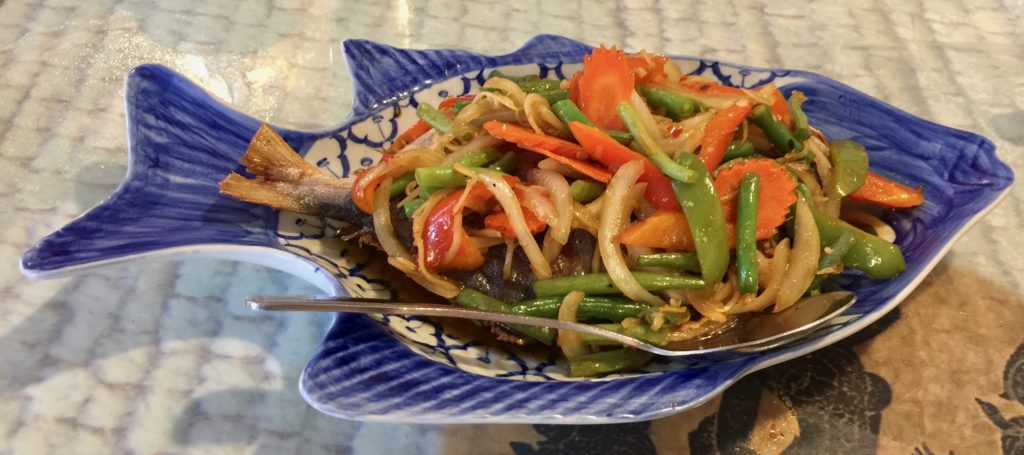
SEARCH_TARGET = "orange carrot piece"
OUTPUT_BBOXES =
[627,53,669,84]
[698,100,754,170]
[569,122,680,211]
[849,171,925,208]
[713,158,797,237]
[484,209,547,239]
[483,121,587,159]
[762,84,793,128]
[615,211,696,250]
[576,46,634,131]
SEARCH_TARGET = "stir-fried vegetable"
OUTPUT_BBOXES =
[735,173,760,294]
[224,45,924,378]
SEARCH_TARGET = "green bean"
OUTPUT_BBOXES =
[413,150,502,190]
[453,100,471,115]
[617,102,698,183]
[389,173,415,197]
[537,88,569,105]
[672,152,731,286]
[635,253,701,273]
[570,179,604,203]
[454,289,555,345]
[488,151,518,174]
[518,78,562,93]
[415,167,467,189]
[568,348,653,377]
[578,323,668,346]
[829,139,869,197]
[458,147,502,167]
[736,173,760,294]
[818,230,856,270]
[799,184,906,279]
[403,197,426,218]
[637,86,701,121]
[722,140,756,163]
[510,296,646,321]
[788,91,811,140]
[486,70,561,93]
[748,103,803,153]
[551,99,632,144]
[533,272,705,297]
[415,103,452,133]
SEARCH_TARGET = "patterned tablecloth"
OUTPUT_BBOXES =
[2,0,1023,453]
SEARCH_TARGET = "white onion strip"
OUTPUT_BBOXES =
[372,176,412,261]
[630,91,665,140]
[530,169,572,244]
[466,167,552,279]
[727,239,792,314]
[408,188,462,298]
[774,199,821,312]
[524,93,571,137]
[557,291,588,359]
[599,160,664,305]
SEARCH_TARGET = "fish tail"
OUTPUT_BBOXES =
[219,124,367,223]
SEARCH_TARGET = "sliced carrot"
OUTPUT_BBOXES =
[569,122,681,212]
[439,95,476,111]
[849,171,925,208]
[698,100,753,171]
[627,53,669,84]
[678,78,747,97]
[528,147,612,183]
[576,46,634,131]
[484,209,547,239]
[760,83,793,128]
[483,121,588,159]
[713,158,797,237]
[616,211,696,250]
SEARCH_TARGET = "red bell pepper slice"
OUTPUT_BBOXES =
[698,100,753,171]
[848,171,925,208]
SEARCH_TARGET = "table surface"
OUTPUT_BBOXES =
[2,0,1023,453]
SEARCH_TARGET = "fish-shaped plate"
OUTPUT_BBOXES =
[21,35,1013,423]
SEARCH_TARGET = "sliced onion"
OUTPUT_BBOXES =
[600,160,664,305]
[727,238,792,314]
[530,169,572,244]
[388,256,459,298]
[663,59,683,83]
[842,209,897,243]
[557,291,589,359]
[673,110,715,158]
[469,110,521,127]
[503,240,515,280]
[524,93,571,137]
[468,167,552,279]
[537,158,589,180]
[353,147,446,203]
[441,134,503,166]
[684,287,728,322]
[541,230,563,263]
[408,188,462,298]
[630,91,665,140]
[517,184,558,226]
[470,236,506,249]
[483,77,527,106]
[443,180,480,265]
[774,199,820,312]
[372,176,412,261]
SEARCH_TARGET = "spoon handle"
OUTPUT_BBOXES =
[246,295,668,354]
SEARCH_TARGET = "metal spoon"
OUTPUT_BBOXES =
[246,291,855,358]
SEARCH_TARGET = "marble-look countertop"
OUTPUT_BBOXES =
[2,0,1023,453]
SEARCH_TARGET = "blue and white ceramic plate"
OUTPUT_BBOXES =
[21,35,1013,423]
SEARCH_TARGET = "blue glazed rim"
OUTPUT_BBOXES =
[19,35,1013,423]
